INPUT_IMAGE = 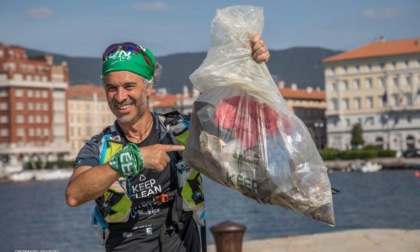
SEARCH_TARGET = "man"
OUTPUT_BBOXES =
[65,35,270,251]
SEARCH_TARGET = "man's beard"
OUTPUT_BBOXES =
[117,92,148,124]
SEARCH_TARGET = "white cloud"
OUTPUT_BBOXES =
[363,8,401,19]
[132,1,170,11]
[26,7,53,19]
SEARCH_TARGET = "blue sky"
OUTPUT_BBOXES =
[1,0,419,58]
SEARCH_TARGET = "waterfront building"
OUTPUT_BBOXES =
[322,38,420,151]
[150,85,199,116]
[0,42,70,169]
[67,84,115,159]
[279,82,326,149]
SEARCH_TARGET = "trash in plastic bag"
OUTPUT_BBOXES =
[184,5,335,226]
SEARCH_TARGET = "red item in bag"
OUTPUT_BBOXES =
[214,95,279,147]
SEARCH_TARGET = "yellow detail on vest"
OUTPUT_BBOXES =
[104,141,124,163]
[103,141,131,223]
[104,185,132,223]
[181,169,204,210]
[174,131,189,146]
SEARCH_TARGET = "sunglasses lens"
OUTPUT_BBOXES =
[121,43,139,53]
[102,44,120,61]
[102,42,152,69]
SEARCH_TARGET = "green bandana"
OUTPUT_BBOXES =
[102,47,156,81]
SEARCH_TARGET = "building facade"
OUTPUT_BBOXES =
[0,43,70,169]
[323,38,420,151]
[279,83,327,149]
[67,84,116,159]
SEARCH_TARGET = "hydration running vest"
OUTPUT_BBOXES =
[91,111,205,246]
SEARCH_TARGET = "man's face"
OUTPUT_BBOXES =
[103,71,152,124]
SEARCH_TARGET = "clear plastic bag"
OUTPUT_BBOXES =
[184,5,335,225]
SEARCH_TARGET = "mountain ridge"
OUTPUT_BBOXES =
[25,47,342,93]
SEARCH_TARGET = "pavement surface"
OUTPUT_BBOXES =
[207,229,420,252]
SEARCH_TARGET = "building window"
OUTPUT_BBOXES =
[406,76,411,85]
[366,64,371,72]
[342,98,349,109]
[380,62,385,70]
[393,95,399,106]
[0,115,8,123]
[353,79,360,89]
[0,102,8,110]
[29,128,34,137]
[342,80,348,90]
[28,115,34,123]
[17,128,25,137]
[331,99,338,111]
[16,102,24,110]
[27,90,33,97]
[0,129,8,137]
[367,117,374,126]
[42,90,48,98]
[43,115,49,123]
[393,77,398,87]
[346,118,351,126]
[406,93,412,105]
[379,77,385,88]
[43,103,48,111]
[366,78,372,89]
[332,82,337,92]
[354,97,361,109]
[367,96,373,108]
[15,89,23,97]
[0,89,7,97]
[16,115,24,123]
[13,74,23,81]
[355,65,359,73]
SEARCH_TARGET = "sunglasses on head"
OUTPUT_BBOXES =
[102,42,152,68]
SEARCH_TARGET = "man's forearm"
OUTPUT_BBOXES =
[65,164,120,207]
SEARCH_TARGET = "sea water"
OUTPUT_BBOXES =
[0,170,419,252]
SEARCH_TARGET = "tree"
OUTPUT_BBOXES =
[351,123,365,149]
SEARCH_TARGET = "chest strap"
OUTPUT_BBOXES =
[131,189,178,207]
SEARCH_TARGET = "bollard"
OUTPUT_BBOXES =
[210,220,247,252]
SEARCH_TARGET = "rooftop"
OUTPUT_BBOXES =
[323,38,420,63]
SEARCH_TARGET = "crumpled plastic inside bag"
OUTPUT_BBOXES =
[184,5,335,226]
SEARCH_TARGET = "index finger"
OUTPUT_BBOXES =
[161,144,185,152]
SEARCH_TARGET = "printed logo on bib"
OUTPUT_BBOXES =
[131,178,163,217]
[132,178,162,198]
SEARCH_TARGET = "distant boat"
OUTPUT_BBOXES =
[8,169,73,182]
[39,169,72,181]
[9,171,36,182]
[351,161,382,173]
[360,162,382,172]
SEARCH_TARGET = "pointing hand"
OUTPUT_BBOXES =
[140,144,185,172]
